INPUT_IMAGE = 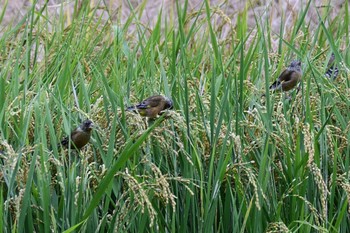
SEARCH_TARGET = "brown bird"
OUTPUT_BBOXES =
[325,53,339,80]
[269,60,302,92]
[127,95,173,119]
[59,119,94,150]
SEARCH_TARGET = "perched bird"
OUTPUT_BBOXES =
[127,95,173,119]
[59,119,94,150]
[269,60,302,92]
[325,53,339,80]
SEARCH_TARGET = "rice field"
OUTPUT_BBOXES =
[0,0,350,232]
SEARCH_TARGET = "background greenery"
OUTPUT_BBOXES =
[0,0,349,232]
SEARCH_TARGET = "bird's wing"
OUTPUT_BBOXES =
[135,102,150,109]
[69,130,80,142]
[325,56,338,79]
[325,66,339,79]
[277,69,293,82]
[269,69,292,90]
[59,128,79,147]
[127,102,152,110]
[280,71,301,91]
[137,98,160,109]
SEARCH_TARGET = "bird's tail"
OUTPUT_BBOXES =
[126,106,137,112]
[269,80,281,91]
[53,138,67,150]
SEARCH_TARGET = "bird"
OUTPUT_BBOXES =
[269,60,302,92]
[59,119,94,150]
[325,53,339,80]
[126,95,173,119]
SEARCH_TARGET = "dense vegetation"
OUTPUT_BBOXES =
[0,0,349,232]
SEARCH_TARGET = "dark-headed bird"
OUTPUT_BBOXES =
[269,60,302,92]
[325,53,339,80]
[59,119,94,150]
[127,95,173,119]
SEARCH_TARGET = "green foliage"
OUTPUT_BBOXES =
[0,0,349,232]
